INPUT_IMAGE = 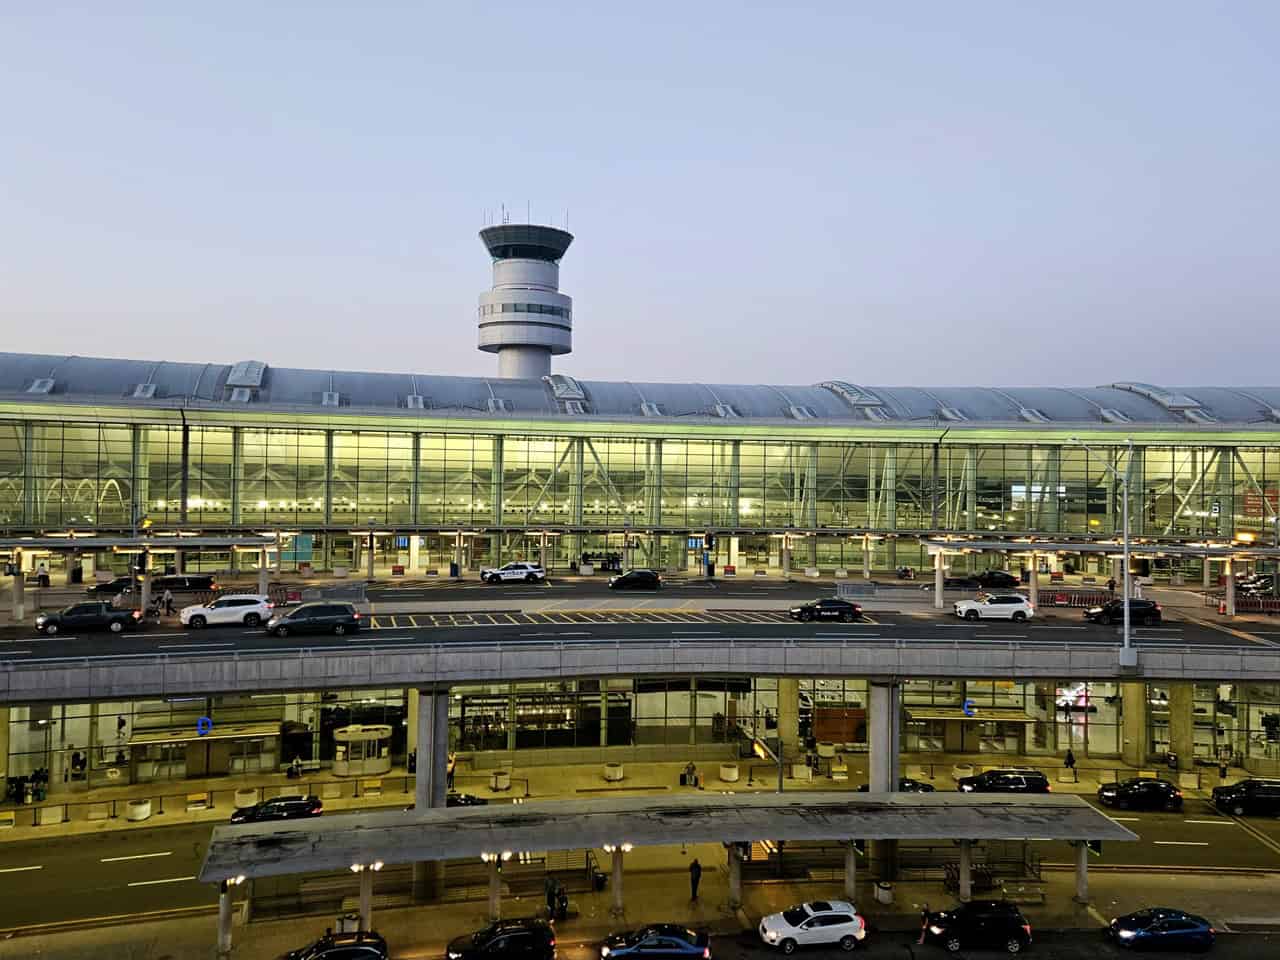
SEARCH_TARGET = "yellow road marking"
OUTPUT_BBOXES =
[1184,613,1278,647]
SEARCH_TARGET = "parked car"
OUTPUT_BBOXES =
[1084,599,1162,626]
[920,900,1032,954]
[857,777,936,793]
[481,562,546,584]
[229,794,322,824]
[924,576,980,591]
[758,900,866,954]
[953,595,1034,622]
[788,598,863,622]
[608,569,662,590]
[180,594,274,629]
[265,602,361,637]
[975,570,1020,589]
[1107,908,1215,951]
[447,792,489,807]
[284,930,388,959]
[1097,778,1183,812]
[85,575,138,597]
[1211,778,1280,817]
[447,919,556,960]
[601,924,710,960]
[35,602,143,635]
[957,769,1051,794]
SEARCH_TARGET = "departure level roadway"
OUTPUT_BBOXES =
[3,795,1280,931]
[0,609,1264,663]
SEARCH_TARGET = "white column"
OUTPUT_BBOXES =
[1028,553,1039,609]
[933,550,945,610]
[139,553,152,616]
[862,534,872,580]
[173,549,184,576]
[454,531,464,576]
[415,689,449,809]
[275,531,283,574]
[1224,559,1236,616]
[781,536,791,578]
[844,841,858,901]
[10,563,24,623]
[366,534,376,581]
[358,868,373,930]
[216,885,233,958]
[868,681,901,792]
[1202,556,1212,589]
[958,839,972,902]
[408,535,421,573]
[610,847,625,916]
[487,859,502,920]
[257,550,269,597]
[1074,841,1089,903]
[727,844,743,909]
[729,536,740,570]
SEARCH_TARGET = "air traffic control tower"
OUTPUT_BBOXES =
[477,223,575,379]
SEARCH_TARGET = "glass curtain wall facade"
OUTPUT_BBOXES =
[3,415,1279,561]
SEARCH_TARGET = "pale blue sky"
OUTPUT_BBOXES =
[3,2,1277,385]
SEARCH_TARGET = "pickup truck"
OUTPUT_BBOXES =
[35,602,143,635]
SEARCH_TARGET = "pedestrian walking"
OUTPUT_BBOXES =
[447,751,456,789]
[1064,748,1077,783]
[689,858,702,900]
[1107,577,1117,597]
[544,874,557,917]
[162,588,175,616]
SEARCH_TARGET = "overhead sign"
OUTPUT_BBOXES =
[197,716,214,736]
[962,699,977,717]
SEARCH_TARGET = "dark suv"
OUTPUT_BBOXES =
[230,793,323,824]
[266,602,361,637]
[1212,778,1280,817]
[921,900,1032,954]
[957,769,1051,794]
[975,570,1020,589]
[447,919,556,960]
[1084,599,1162,626]
[608,569,662,591]
[788,598,863,622]
[86,576,138,597]
[285,930,388,959]
[1097,777,1183,812]
[35,602,143,635]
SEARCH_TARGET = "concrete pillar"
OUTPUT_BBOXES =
[1120,682,1148,768]
[257,550,269,597]
[487,859,501,920]
[1224,559,1236,616]
[869,681,901,791]
[413,688,450,902]
[275,531,283,574]
[1203,556,1212,589]
[781,537,791,578]
[729,536,740,570]
[933,550,945,610]
[407,689,420,759]
[216,885,233,958]
[727,844,743,909]
[454,531,464,576]
[689,677,698,746]
[844,841,858,901]
[862,534,872,580]
[10,565,24,623]
[139,554,152,617]
[1111,556,1123,583]
[366,534,376,581]
[1028,555,1039,609]
[958,839,972,902]
[1168,682,1195,771]
[600,690,610,748]
[507,686,518,752]
[172,549,183,576]
[0,706,8,783]
[409,535,421,572]
[777,679,800,756]
[610,847,625,916]
[1073,841,1089,903]
[358,868,373,930]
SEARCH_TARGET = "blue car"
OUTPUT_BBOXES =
[601,925,710,960]
[1108,908,1215,951]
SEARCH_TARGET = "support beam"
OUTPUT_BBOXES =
[868,681,901,792]
[216,885,233,959]
[1074,841,1089,904]
[1168,682,1195,772]
[727,843,743,909]
[844,841,858,901]
[933,550,945,610]
[413,688,450,902]
[1224,558,1236,616]
[10,556,24,623]
[776,680,800,763]
[958,839,972,902]
[1028,553,1039,609]
[366,533,376,581]
[1120,682,1148,769]
[862,534,871,580]
[488,858,501,921]
[358,867,373,931]
[610,847,625,917]
[257,550,269,597]
[139,552,152,619]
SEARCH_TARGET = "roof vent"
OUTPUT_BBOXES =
[321,391,342,407]
[639,402,663,417]
[405,394,427,410]
[487,397,511,414]
[1018,407,1051,424]
[226,361,267,389]
[818,381,883,406]
[937,406,968,422]
[1099,408,1132,424]
[1183,408,1217,425]
[131,383,158,400]
[543,374,585,401]
[864,407,892,423]
[228,387,253,403]
[563,399,587,415]
[27,378,55,395]
[1109,382,1201,411]
[712,403,740,418]
[788,405,818,420]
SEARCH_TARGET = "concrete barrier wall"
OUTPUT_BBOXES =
[4,638,1280,703]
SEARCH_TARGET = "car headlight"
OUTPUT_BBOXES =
[1117,930,1136,939]
[601,948,611,957]
[929,926,945,935]
[765,931,778,942]
[961,785,974,792]
[449,951,463,959]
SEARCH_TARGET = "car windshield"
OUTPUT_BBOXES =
[782,906,810,926]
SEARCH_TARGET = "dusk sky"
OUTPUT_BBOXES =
[3,3,1278,386]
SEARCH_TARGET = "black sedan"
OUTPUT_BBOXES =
[788,598,862,622]
[1097,778,1183,812]
[1107,908,1215,951]
[857,777,936,793]
[229,794,322,824]
[1084,599,1162,626]
[601,924,710,960]
[975,570,1020,589]
[921,900,1032,954]
[286,930,388,959]
[608,569,662,590]
[447,792,489,807]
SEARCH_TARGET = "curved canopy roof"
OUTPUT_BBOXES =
[1,351,1278,428]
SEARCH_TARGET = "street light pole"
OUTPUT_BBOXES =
[1070,437,1136,667]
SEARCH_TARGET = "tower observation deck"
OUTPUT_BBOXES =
[477,224,575,379]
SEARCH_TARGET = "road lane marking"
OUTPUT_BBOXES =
[985,634,1026,639]
[1183,819,1237,825]
[558,631,591,636]
[102,851,173,863]
[0,865,43,873]
[157,643,235,650]
[673,631,721,635]
[346,635,412,642]
[1110,817,1141,822]
[0,650,33,656]
[816,634,881,639]
[127,875,197,887]
[1153,841,1210,846]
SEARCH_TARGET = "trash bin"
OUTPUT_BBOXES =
[449,561,460,578]
[874,882,894,905]
[593,870,608,891]
[706,561,715,578]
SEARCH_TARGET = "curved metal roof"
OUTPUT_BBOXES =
[1,352,1278,428]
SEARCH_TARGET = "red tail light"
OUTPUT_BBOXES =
[353,611,361,620]
[1175,790,1182,797]
[549,940,556,949]
[1046,784,1052,791]
[1022,924,1032,937]
[267,602,275,609]
[702,949,710,958]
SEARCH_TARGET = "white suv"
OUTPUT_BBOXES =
[480,562,546,584]
[760,900,866,954]
[953,594,1034,622]
[181,594,274,629]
